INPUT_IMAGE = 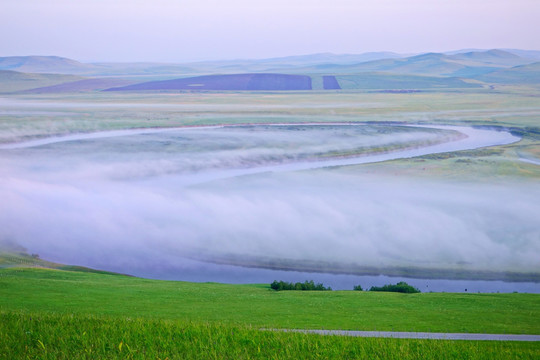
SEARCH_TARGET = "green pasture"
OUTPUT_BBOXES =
[1,268,539,335]
[1,267,539,359]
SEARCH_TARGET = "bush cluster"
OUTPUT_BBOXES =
[368,281,421,293]
[270,280,332,291]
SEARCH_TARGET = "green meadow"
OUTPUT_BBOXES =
[2,312,539,360]
[3,267,539,333]
[1,267,540,359]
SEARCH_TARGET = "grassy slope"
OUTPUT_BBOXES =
[0,251,128,276]
[1,268,539,335]
[0,70,82,93]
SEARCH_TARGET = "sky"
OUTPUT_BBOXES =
[1,0,540,63]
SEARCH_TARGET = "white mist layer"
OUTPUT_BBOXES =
[1,172,539,273]
[0,124,537,276]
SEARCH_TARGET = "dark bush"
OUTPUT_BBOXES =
[353,284,363,291]
[270,280,331,291]
[369,281,420,293]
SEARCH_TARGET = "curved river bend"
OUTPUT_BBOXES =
[1,123,536,293]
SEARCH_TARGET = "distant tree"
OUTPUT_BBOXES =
[369,281,420,294]
[353,284,363,291]
[270,280,331,291]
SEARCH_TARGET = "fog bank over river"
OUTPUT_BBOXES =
[0,124,538,289]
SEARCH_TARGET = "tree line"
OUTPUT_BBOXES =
[270,280,420,293]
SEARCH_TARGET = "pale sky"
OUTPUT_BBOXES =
[1,0,539,62]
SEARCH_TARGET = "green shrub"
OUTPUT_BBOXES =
[353,284,363,291]
[369,281,420,294]
[270,280,331,291]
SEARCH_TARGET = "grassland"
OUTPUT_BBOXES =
[2,312,539,359]
[1,268,539,334]
[1,267,539,359]
[1,88,539,143]
[3,89,537,186]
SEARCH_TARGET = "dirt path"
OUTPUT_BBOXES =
[273,329,540,341]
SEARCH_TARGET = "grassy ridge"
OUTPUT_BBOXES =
[2,312,539,360]
[1,268,539,334]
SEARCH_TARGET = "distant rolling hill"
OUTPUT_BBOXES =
[450,49,532,67]
[0,70,82,93]
[22,78,137,93]
[2,50,538,92]
[290,50,537,77]
[0,56,195,77]
[104,73,313,91]
[474,62,540,85]
[501,49,540,61]
[0,56,97,74]
[182,52,407,73]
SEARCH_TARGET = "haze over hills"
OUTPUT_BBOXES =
[1,49,537,76]
[451,49,530,67]
[474,61,540,84]
[290,50,537,77]
[445,49,540,60]
[1,49,538,92]
[0,56,96,74]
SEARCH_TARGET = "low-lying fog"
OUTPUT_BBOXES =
[0,124,538,281]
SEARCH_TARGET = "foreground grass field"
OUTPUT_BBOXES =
[1,268,539,359]
[2,312,539,360]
